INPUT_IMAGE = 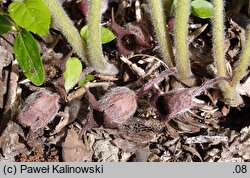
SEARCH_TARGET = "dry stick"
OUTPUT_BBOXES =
[212,0,239,106]
[87,0,118,75]
[43,0,88,64]
[147,0,174,67]
[136,67,177,96]
[174,0,193,82]
[230,30,250,88]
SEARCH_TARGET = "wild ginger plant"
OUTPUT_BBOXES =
[0,0,52,86]
[43,0,118,75]
[148,0,209,85]
[149,0,244,106]
[1,0,118,87]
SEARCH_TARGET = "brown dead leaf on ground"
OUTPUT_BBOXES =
[62,129,92,162]
[0,0,250,162]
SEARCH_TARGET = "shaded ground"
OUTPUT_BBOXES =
[0,0,250,162]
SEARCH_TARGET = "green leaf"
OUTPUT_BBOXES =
[0,15,14,34]
[191,0,213,19]
[80,25,116,44]
[8,0,51,35]
[170,0,178,16]
[64,57,82,91]
[78,74,94,87]
[14,29,45,86]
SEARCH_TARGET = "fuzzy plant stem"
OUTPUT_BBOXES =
[147,0,174,67]
[43,0,88,64]
[174,0,192,81]
[212,1,233,99]
[87,0,118,75]
[230,30,250,87]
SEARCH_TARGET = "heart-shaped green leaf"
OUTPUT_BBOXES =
[0,15,14,34]
[80,25,116,44]
[191,0,213,19]
[64,57,82,91]
[8,0,51,35]
[14,29,45,86]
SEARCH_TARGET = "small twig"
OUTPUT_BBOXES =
[136,67,177,96]
[127,54,169,69]
[120,56,145,76]
[67,82,114,102]
[135,0,142,23]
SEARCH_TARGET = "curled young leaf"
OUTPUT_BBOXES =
[64,57,82,91]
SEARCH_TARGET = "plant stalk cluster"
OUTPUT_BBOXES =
[44,0,250,106]
[43,0,118,75]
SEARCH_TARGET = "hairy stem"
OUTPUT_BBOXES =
[230,30,250,87]
[174,0,192,81]
[147,0,174,67]
[212,0,227,77]
[43,0,88,64]
[212,0,241,106]
[87,0,118,75]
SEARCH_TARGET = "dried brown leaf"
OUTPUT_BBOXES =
[0,121,27,161]
[62,129,92,162]
[92,139,119,162]
[236,77,250,97]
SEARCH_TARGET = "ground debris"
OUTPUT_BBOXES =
[62,129,92,162]
[1,0,250,162]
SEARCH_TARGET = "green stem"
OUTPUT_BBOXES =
[212,2,229,93]
[43,0,88,64]
[87,0,118,75]
[174,0,192,81]
[212,0,241,106]
[230,30,250,87]
[147,0,174,67]
[212,0,227,77]
[0,11,10,16]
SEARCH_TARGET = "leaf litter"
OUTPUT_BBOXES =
[0,0,250,162]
